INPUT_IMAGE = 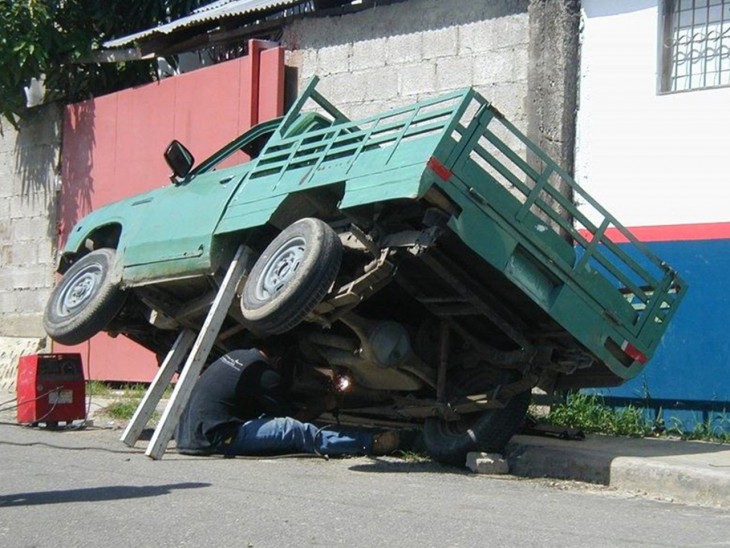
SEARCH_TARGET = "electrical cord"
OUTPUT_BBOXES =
[0,386,64,414]
[0,385,95,429]
[0,395,19,408]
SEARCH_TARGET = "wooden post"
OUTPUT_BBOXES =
[120,328,196,447]
[144,245,250,460]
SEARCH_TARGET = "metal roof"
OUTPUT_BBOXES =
[103,0,308,48]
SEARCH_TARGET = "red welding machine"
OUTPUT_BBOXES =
[16,353,86,425]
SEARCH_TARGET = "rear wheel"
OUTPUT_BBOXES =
[241,218,342,334]
[423,371,530,466]
[43,248,127,345]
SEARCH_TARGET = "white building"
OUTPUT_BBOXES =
[576,0,730,424]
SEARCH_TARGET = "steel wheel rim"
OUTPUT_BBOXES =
[255,236,306,301]
[56,263,103,318]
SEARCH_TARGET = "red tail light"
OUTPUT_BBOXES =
[621,340,648,364]
[428,157,452,181]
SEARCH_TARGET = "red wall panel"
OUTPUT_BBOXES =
[55,42,285,382]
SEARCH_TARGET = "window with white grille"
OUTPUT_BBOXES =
[662,0,730,91]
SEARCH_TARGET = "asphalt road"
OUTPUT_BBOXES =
[1,423,729,548]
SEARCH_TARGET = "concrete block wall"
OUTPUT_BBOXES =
[0,107,60,391]
[283,0,531,126]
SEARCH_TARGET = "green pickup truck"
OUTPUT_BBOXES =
[45,77,686,463]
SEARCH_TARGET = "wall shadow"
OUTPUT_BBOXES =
[57,100,96,249]
[12,104,63,244]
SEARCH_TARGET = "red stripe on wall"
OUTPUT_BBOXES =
[584,222,730,244]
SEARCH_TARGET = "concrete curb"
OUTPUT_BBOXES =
[505,434,730,509]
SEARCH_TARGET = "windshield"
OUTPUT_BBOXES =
[190,118,282,175]
[189,113,336,176]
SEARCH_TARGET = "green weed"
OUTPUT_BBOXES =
[542,392,730,443]
[395,450,431,463]
[86,381,112,396]
[545,392,653,437]
[101,398,161,423]
[102,399,140,420]
[666,412,730,443]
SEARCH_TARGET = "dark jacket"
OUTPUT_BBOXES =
[175,349,296,454]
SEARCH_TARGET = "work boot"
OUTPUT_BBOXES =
[372,430,399,455]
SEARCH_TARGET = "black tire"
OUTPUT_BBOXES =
[424,373,531,466]
[241,217,342,334]
[43,248,127,345]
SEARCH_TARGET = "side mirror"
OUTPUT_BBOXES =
[164,140,195,179]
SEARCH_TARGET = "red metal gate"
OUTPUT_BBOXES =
[55,41,284,382]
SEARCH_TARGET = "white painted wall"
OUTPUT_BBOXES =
[576,0,730,228]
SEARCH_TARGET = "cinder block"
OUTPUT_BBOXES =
[494,14,529,48]
[0,218,9,241]
[10,244,37,268]
[466,452,509,474]
[422,26,459,60]
[0,245,11,267]
[0,290,17,314]
[13,266,52,292]
[12,268,40,290]
[436,56,473,91]
[296,49,317,79]
[0,197,10,219]
[0,269,12,293]
[346,97,412,120]
[386,33,422,66]
[13,216,50,241]
[365,67,400,101]
[510,47,529,82]
[36,239,56,267]
[397,63,437,97]
[318,44,351,75]
[33,287,53,310]
[0,156,14,198]
[10,193,54,220]
[458,21,500,55]
[320,71,369,105]
[490,82,528,122]
[473,52,511,86]
[351,38,387,71]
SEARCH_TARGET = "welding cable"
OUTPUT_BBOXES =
[29,390,63,424]
[0,395,17,408]
[0,386,65,414]
[83,345,93,424]
[0,386,66,427]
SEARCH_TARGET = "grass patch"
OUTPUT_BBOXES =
[666,413,730,443]
[540,392,730,443]
[87,381,173,399]
[120,383,174,399]
[542,392,655,437]
[100,398,161,423]
[395,450,431,463]
[86,381,112,397]
[102,399,141,420]
[120,384,151,398]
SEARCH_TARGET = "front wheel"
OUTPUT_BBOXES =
[43,248,127,345]
[241,218,342,335]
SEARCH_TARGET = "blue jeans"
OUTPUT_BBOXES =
[218,416,373,457]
